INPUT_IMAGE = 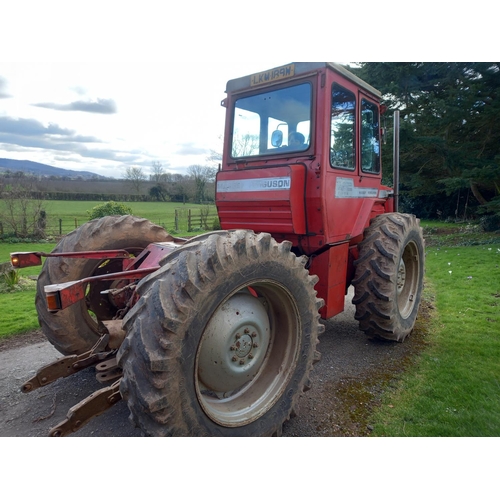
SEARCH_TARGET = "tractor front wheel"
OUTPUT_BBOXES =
[118,230,324,436]
[352,213,425,342]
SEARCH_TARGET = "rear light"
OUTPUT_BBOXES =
[46,291,62,312]
[10,252,42,268]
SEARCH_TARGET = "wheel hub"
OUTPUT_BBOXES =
[198,292,270,395]
[234,333,253,358]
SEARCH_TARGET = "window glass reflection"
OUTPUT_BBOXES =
[232,83,311,158]
[361,99,381,174]
[330,84,355,170]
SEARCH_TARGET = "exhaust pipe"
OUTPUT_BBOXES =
[393,110,400,213]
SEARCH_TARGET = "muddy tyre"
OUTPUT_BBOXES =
[352,213,424,342]
[118,230,324,436]
[36,216,171,355]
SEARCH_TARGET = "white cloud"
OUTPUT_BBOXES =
[0,61,287,177]
[0,2,376,178]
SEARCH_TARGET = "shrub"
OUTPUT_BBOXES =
[480,214,500,232]
[87,201,133,220]
[1,268,20,291]
[212,216,221,230]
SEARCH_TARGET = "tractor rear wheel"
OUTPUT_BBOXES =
[352,213,425,342]
[36,215,171,355]
[118,230,324,436]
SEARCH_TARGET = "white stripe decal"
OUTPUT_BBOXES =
[335,177,379,199]
[217,176,291,193]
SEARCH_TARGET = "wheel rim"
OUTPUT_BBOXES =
[195,281,301,427]
[397,241,421,319]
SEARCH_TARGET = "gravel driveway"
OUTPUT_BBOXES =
[0,288,429,437]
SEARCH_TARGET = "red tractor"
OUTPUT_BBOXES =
[11,62,424,437]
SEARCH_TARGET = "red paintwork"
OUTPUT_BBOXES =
[11,250,132,269]
[217,164,307,235]
[37,242,183,312]
[10,252,43,268]
[24,64,394,322]
[309,243,349,318]
[216,63,394,320]
[44,266,161,312]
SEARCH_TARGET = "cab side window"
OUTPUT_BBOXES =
[361,99,381,174]
[330,83,355,170]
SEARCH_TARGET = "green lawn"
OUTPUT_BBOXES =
[371,243,500,436]
[0,242,54,337]
[12,199,214,220]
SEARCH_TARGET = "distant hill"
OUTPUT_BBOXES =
[0,158,107,179]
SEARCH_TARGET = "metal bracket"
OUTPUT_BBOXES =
[21,334,113,393]
[95,356,122,383]
[48,379,122,437]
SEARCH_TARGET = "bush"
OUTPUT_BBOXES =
[0,268,22,293]
[479,214,500,232]
[87,201,133,220]
[212,216,221,230]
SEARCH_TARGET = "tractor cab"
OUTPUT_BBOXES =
[216,62,393,256]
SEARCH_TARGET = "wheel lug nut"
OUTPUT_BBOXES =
[248,354,254,359]
[253,343,258,348]
[232,356,238,362]
[239,360,245,365]
[251,332,257,337]
[244,328,249,334]
[235,333,241,339]
[230,345,236,351]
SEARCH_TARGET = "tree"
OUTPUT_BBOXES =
[353,62,500,219]
[150,161,166,183]
[124,166,146,194]
[149,184,169,201]
[2,175,46,238]
[187,165,217,204]
[206,135,223,167]
[206,149,222,166]
[232,134,259,157]
[170,174,192,204]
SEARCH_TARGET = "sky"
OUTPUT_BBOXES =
[1,2,493,181]
[0,61,288,178]
[0,3,303,179]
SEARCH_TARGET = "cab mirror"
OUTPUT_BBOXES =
[271,130,283,147]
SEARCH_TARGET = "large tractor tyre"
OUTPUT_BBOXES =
[352,213,425,342]
[118,230,324,437]
[36,215,171,355]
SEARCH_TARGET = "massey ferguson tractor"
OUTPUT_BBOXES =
[11,62,424,437]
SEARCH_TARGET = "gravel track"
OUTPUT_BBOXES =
[0,288,429,437]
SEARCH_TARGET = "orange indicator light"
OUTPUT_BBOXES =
[46,292,62,312]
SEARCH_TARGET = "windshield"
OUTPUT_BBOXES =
[231,82,312,158]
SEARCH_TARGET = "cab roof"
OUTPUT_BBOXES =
[226,62,381,98]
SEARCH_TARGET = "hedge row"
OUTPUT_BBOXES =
[12,191,152,202]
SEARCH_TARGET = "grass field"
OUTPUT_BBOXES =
[1,200,218,238]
